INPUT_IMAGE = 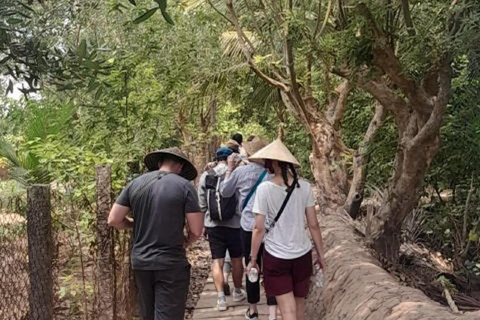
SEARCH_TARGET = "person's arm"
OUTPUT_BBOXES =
[185,183,204,246]
[306,206,326,270]
[219,164,240,197]
[247,184,267,271]
[185,212,204,245]
[108,204,133,229]
[248,214,266,270]
[197,173,208,214]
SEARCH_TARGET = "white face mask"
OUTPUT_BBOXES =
[216,162,228,170]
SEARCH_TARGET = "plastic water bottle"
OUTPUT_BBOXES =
[248,267,259,283]
[314,264,324,288]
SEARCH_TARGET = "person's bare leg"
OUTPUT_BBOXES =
[294,297,306,320]
[275,292,296,320]
[231,257,243,289]
[212,258,225,293]
[268,305,277,320]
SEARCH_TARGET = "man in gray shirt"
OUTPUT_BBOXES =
[220,137,278,320]
[198,147,246,311]
[108,147,203,320]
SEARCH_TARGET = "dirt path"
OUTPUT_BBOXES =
[192,274,279,320]
[185,237,212,319]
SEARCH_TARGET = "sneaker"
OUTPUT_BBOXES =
[233,288,246,302]
[245,308,258,319]
[223,282,231,296]
[217,296,228,311]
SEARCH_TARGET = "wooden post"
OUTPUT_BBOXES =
[27,184,53,320]
[95,165,115,320]
[126,162,138,319]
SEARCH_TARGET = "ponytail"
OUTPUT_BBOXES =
[279,161,300,192]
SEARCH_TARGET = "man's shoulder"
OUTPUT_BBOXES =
[163,172,191,186]
[134,171,190,187]
[235,163,256,174]
[130,171,157,185]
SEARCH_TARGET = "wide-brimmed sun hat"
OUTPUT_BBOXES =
[144,147,198,181]
[249,139,300,166]
[243,136,269,156]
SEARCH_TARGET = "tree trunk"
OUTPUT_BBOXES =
[309,120,348,209]
[367,103,443,261]
[27,184,53,320]
[95,165,115,320]
[345,102,385,218]
[280,84,351,211]
[306,211,480,320]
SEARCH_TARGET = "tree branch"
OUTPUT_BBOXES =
[333,66,408,115]
[401,0,416,36]
[225,0,289,91]
[356,3,431,111]
[312,0,323,39]
[207,0,234,25]
[285,0,310,118]
[306,53,313,96]
[345,101,385,215]
[408,59,451,149]
[317,0,333,39]
[327,80,351,130]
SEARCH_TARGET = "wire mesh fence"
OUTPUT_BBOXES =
[0,167,138,320]
[0,207,29,320]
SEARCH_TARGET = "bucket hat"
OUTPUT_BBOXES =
[144,147,198,181]
[249,139,300,166]
[243,136,269,156]
[216,147,233,161]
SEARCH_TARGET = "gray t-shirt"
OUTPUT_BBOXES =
[220,163,271,231]
[116,171,201,270]
[198,163,241,229]
[253,179,315,260]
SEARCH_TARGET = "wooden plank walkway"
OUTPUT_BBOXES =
[192,275,276,320]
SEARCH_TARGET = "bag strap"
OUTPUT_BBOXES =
[242,170,267,210]
[269,181,296,231]
[132,172,169,204]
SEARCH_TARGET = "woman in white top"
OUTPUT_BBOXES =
[247,139,326,320]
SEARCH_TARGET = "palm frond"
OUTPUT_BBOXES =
[0,140,22,168]
[221,30,259,60]
[0,140,51,187]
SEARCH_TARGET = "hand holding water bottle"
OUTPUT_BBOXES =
[313,263,324,288]
[313,253,326,288]
[246,259,259,283]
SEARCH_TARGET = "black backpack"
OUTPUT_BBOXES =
[205,169,237,221]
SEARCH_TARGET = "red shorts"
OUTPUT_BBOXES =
[263,250,313,298]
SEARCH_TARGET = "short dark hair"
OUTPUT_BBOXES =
[159,154,185,166]
[231,133,243,145]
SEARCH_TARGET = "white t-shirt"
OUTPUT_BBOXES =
[252,179,315,260]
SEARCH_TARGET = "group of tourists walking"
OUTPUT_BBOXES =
[108,133,326,320]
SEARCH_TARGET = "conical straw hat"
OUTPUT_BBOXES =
[249,139,300,166]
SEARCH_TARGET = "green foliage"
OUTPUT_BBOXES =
[429,57,480,187]
[128,0,175,25]
[0,0,478,286]
[0,1,111,95]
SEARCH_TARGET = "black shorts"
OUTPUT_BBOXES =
[205,227,242,259]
